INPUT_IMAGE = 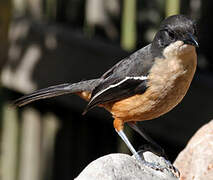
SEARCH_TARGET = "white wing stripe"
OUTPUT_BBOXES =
[90,76,147,103]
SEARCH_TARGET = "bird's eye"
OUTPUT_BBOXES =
[167,30,175,40]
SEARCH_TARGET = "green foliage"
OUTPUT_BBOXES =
[121,0,137,51]
[165,0,180,17]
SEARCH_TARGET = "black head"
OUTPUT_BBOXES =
[152,15,198,56]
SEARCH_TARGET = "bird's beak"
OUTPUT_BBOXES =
[183,33,199,48]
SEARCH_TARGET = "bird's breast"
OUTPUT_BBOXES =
[109,48,197,122]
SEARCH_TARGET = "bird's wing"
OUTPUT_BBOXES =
[83,44,154,114]
[83,76,148,114]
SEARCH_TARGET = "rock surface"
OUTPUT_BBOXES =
[75,151,179,180]
[174,120,213,180]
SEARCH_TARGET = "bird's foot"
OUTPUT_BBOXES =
[133,151,180,178]
[133,152,164,171]
[162,158,180,177]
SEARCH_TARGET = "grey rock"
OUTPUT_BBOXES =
[75,151,179,180]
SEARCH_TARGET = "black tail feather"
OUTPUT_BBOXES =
[14,79,100,107]
[14,83,71,106]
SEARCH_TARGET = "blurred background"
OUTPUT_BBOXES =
[0,0,213,179]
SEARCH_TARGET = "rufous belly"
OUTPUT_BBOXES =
[109,46,197,122]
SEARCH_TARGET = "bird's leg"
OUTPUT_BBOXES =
[113,118,142,161]
[127,121,166,158]
[113,118,165,170]
[127,121,179,176]
[116,129,143,161]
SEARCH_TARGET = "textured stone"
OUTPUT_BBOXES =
[174,120,213,180]
[75,151,179,180]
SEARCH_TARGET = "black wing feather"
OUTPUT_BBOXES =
[83,44,154,114]
[83,77,147,114]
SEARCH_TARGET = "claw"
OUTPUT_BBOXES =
[163,159,180,178]
[137,159,164,171]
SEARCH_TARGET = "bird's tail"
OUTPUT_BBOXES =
[14,79,100,107]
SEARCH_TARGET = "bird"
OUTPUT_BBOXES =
[14,14,198,170]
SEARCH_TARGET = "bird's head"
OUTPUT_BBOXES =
[152,15,198,57]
